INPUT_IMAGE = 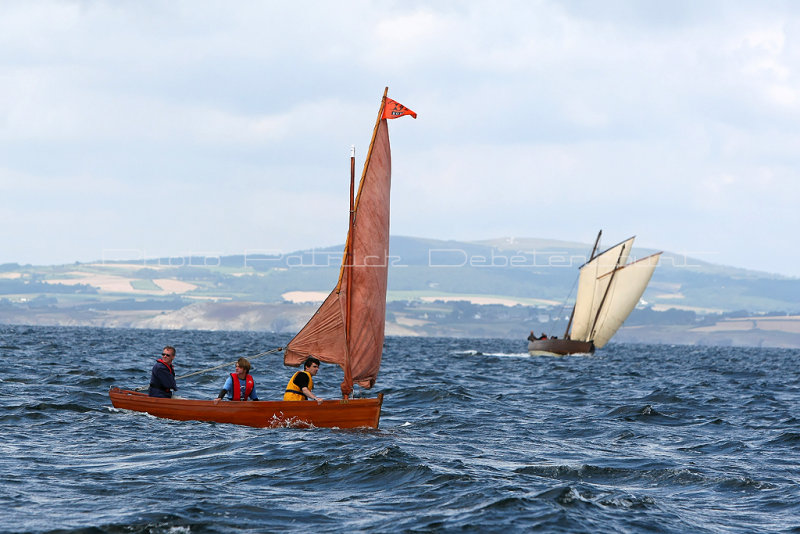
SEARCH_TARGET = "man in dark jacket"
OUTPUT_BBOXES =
[149,346,177,398]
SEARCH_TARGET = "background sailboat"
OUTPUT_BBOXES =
[528,231,662,356]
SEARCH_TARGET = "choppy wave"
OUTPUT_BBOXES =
[0,325,799,533]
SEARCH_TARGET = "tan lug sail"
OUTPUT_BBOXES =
[570,237,635,343]
[284,89,395,398]
[589,252,661,348]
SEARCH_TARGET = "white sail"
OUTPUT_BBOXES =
[570,237,635,342]
[590,252,662,348]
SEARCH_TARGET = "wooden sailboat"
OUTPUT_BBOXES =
[108,388,382,429]
[110,88,415,428]
[528,231,661,356]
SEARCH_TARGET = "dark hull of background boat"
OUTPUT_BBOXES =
[109,387,383,429]
[527,339,595,356]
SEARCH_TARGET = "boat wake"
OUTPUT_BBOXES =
[454,349,531,358]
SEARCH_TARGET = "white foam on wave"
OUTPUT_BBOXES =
[484,352,531,358]
[454,349,531,358]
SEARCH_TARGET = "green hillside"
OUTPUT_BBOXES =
[1,236,799,347]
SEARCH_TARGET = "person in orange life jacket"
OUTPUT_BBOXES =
[213,357,258,404]
[149,346,177,398]
[283,356,322,404]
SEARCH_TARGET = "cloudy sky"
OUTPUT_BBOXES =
[2,1,799,276]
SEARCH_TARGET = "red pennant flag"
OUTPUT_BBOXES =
[382,98,417,120]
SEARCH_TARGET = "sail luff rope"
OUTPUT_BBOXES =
[555,276,579,336]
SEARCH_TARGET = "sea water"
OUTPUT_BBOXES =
[0,325,798,533]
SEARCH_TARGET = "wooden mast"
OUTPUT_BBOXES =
[589,230,603,263]
[346,145,355,348]
[563,230,602,339]
[341,146,356,400]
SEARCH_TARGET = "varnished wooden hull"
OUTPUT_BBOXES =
[109,387,383,429]
[527,339,595,356]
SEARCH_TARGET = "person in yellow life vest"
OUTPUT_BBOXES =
[283,356,322,404]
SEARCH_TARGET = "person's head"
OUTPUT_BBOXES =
[304,356,321,375]
[161,346,176,363]
[236,357,251,376]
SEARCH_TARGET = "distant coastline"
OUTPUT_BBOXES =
[2,236,799,349]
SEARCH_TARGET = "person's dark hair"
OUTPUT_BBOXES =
[163,345,176,355]
[304,356,320,369]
